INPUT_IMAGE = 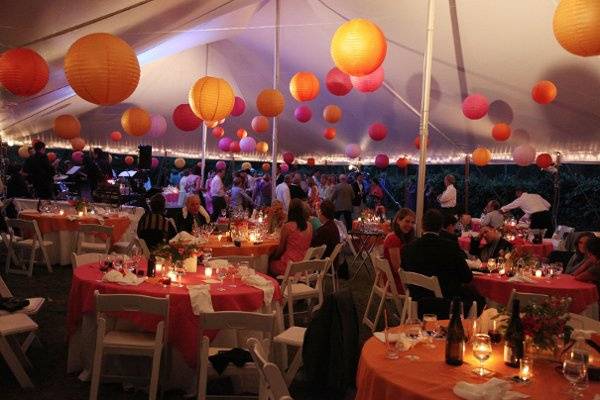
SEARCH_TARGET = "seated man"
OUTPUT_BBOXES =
[440,214,459,244]
[138,193,177,250]
[480,200,504,229]
[469,226,513,262]
[176,194,210,233]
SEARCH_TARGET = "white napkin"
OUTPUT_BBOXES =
[453,378,529,400]
[373,331,424,351]
[593,395,600,400]
[102,270,144,285]
[187,284,214,315]
[207,259,228,269]
[242,272,275,305]
[572,329,597,339]
[467,259,482,270]
[508,274,535,283]
[169,231,206,245]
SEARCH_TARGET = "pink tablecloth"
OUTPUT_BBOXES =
[458,236,554,259]
[67,263,282,367]
[472,274,598,313]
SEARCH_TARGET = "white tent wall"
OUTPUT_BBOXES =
[2,0,600,164]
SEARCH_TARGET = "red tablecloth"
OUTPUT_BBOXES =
[458,236,554,259]
[67,263,282,367]
[472,273,598,313]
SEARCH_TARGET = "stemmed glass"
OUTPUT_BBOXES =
[562,359,587,399]
[472,334,493,376]
[422,314,439,348]
[216,266,227,291]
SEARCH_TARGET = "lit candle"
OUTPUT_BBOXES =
[499,268,506,275]
[155,263,163,274]
[167,271,178,282]
[258,216,263,224]
[78,211,83,217]
[59,210,65,216]
[217,234,222,242]
[492,319,497,331]
[205,267,213,277]
[358,217,362,222]
[249,232,258,243]
[535,270,542,278]
[519,358,532,381]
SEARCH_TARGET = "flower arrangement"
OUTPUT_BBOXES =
[68,198,89,213]
[155,240,200,263]
[522,297,573,351]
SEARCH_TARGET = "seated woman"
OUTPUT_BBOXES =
[574,236,600,283]
[176,194,210,233]
[311,200,340,258]
[469,226,512,261]
[269,198,313,277]
[137,194,177,250]
[383,208,416,293]
[565,232,595,274]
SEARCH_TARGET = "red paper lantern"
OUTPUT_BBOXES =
[323,127,336,140]
[229,140,241,153]
[531,80,557,104]
[462,94,489,120]
[326,67,352,96]
[283,152,295,164]
[212,127,225,139]
[396,157,409,169]
[368,122,387,141]
[236,128,248,139]
[70,137,86,151]
[492,123,511,141]
[0,48,49,96]
[307,157,316,167]
[375,154,389,169]
[173,103,202,132]
[289,71,320,102]
[294,105,312,123]
[350,66,384,92]
[110,131,122,142]
[151,157,159,169]
[47,152,57,163]
[125,155,134,166]
[231,96,246,116]
[536,153,553,169]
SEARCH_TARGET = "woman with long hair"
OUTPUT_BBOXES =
[383,208,416,293]
[566,232,596,274]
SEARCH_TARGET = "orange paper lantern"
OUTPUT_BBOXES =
[188,76,235,121]
[330,19,387,77]
[472,147,492,167]
[256,89,285,117]
[0,48,49,96]
[236,128,248,139]
[64,33,140,105]
[121,107,151,137]
[536,153,553,169]
[307,157,316,167]
[323,127,336,140]
[492,123,511,141]
[531,80,557,104]
[323,105,342,123]
[204,120,219,128]
[174,158,186,169]
[553,0,600,57]
[289,71,320,102]
[256,141,269,153]
[262,163,271,172]
[70,137,86,151]
[54,114,81,139]
[396,157,409,169]
[251,116,269,133]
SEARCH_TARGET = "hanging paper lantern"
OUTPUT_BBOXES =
[0,48,49,96]
[375,154,389,169]
[323,127,336,140]
[536,153,553,169]
[121,107,151,137]
[256,141,269,153]
[307,157,316,167]
[109,131,121,142]
[330,19,387,77]
[289,71,320,102]
[148,115,167,138]
[256,89,285,117]
[396,157,409,169]
[64,33,140,105]
[283,152,295,164]
[512,144,536,166]
[251,116,269,133]
[240,136,257,152]
[151,157,159,169]
[231,96,246,116]
[462,94,489,120]
[216,160,227,171]
[174,158,186,169]
[326,67,352,96]
[368,122,388,141]
[531,80,557,104]
[262,163,271,172]
[124,155,135,166]
[70,137,86,151]
[492,123,511,141]
[18,145,30,159]
[47,152,57,163]
[323,105,342,123]
[54,114,81,139]
[553,0,600,57]
[345,143,361,159]
[212,127,225,139]
[414,135,429,150]
[218,119,226,125]
[236,128,248,139]
[218,137,233,151]
[72,151,84,164]
[280,163,289,173]
[241,162,252,171]
[188,76,235,121]
[294,105,312,123]
[204,120,219,128]
[173,104,202,132]
[229,140,241,153]
[472,147,492,167]
[350,66,384,92]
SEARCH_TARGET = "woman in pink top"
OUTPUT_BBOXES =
[383,208,416,293]
[269,198,313,276]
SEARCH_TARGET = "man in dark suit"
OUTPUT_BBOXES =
[440,213,459,244]
[23,141,54,199]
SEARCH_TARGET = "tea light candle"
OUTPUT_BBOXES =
[205,267,213,277]
[155,263,163,273]
[519,358,533,381]
[249,232,258,243]
[258,216,263,224]
[59,209,65,216]
[217,234,222,242]
[78,211,83,217]
[167,271,178,282]
[499,268,506,275]
[535,269,542,278]
[358,217,362,222]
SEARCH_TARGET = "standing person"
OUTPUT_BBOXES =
[383,208,416,293]
[289,173,307,200]
[307,177,320,212]
[185,165,201,195]
[230,176,254,210]
[255,174,272,207]
[275,175,291,214]
[22,141,54,199]
[332,174,355,232]
[351,174,365,218]
[500,189,553,237]
[210,169,227,221]
[437,174,457,215]
[369,178,384,208]
[322,175,335,201]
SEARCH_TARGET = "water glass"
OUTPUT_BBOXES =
[216,267,227,291]
[384,329,399,360]
[404,317,422,340]
[563,359,587,399]
[422,314,439,348]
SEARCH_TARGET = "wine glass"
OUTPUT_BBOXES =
[216,266,227,291]
[404,317,422,340]
[472,334,493,376]
[562,359,587,399]
[487,258,497,275]
[384,329,399,360]
[203,248,213,264]
[422,314,439,348]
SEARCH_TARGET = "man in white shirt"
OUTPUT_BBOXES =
[210,169,227,221]
[275,175,291,214]
[501,189,553,237]
[437,174,457,214]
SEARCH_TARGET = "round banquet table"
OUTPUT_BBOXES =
[352,220,391,234]
[458,236,554,259]
[203,235,279,274]
[472,273,599,315]
[19,211,131,265]
[356,326,600,400]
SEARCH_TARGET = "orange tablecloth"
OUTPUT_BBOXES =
[203,235,279,258]
[458,236,554,259]
[20,211,131,243]
[356,326,600,400]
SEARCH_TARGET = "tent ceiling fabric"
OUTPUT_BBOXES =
[2,0,600,164]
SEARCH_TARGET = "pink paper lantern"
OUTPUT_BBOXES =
[462,94,489,120]
[512,144,536,166]
[151,157,159,169]
[239,136,257,152]
[148,115,167,138]
[345,143,361,159]
[231,96,246,116]
[280,163,289,173]
[229,140,241,153]
[173,103,202,131]
[110,131,122,142]
[375,154,389,169]
[212,127,225,139]
[124,155,134,166]
[368,122,387,141]
[218,137,233,151]
[251,116,269,133]
[326,67,352,96]
[283,151,295,164]
[216,160,227,170]
[71,151,84,164]
[350,66,384,93]
[294,105,312,123]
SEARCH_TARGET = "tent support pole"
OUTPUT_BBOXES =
[415,0,436,236]
[552,152,561,229]
[270,0,281,203]
[464,154,470,214]
[404,166,408,207]
[201,124,207,185]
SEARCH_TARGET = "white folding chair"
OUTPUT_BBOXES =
[247,337,292,400]
[196,311,275,400]
[506,289,550,310]
[90,291,169,400]
[76,224,113,255]
[324,243,344,292]
[113,236,150,258]
[70,252,105,272]
[568,313,600,331]
[303,245,326,261]
[211,255,255,270]
[398,270,443,319]
[362,255,409,332]
[0,313,38,388]
[5,218,53,277]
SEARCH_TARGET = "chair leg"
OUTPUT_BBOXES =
[89,347,104,400]
[21,332,38,354]
[0,335,34,388]
[27,246,36,277]
[41,245,53,273]
[284,346,303,385]
[362,284,378,331]
[149,350,162,400]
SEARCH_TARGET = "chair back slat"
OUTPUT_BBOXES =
[71,252,104,271]
[285,259,329,277]
[398,270,443,298]
[507,289,549,310]
[79,224,113,235]
[95,291,169,317]
[303,245,326,261]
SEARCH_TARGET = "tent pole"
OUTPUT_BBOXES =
[415,0,436,236]
[270,0,281,203]
[552,151,561,229]
[201,44,209,186]
[403,166,408,207]
[464,154,470,214]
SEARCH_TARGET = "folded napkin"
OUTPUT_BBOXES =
[187,284,214,315]
[206,259,228,269]
[476,308,499,334]
[102,270,144,285]
[507,274,535,283]
[169,231,206,245]
[467,259,483,270]
[453,378,529,400]
[242,272,275,305]
[373,331,424,351]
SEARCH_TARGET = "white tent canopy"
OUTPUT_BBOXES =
[2,0,600,164]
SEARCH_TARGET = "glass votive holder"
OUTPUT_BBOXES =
[59,209,65,216]
[519,358,533,382]
[205,267,213,278]
[535,269,542,278]
[78,211,83,217]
